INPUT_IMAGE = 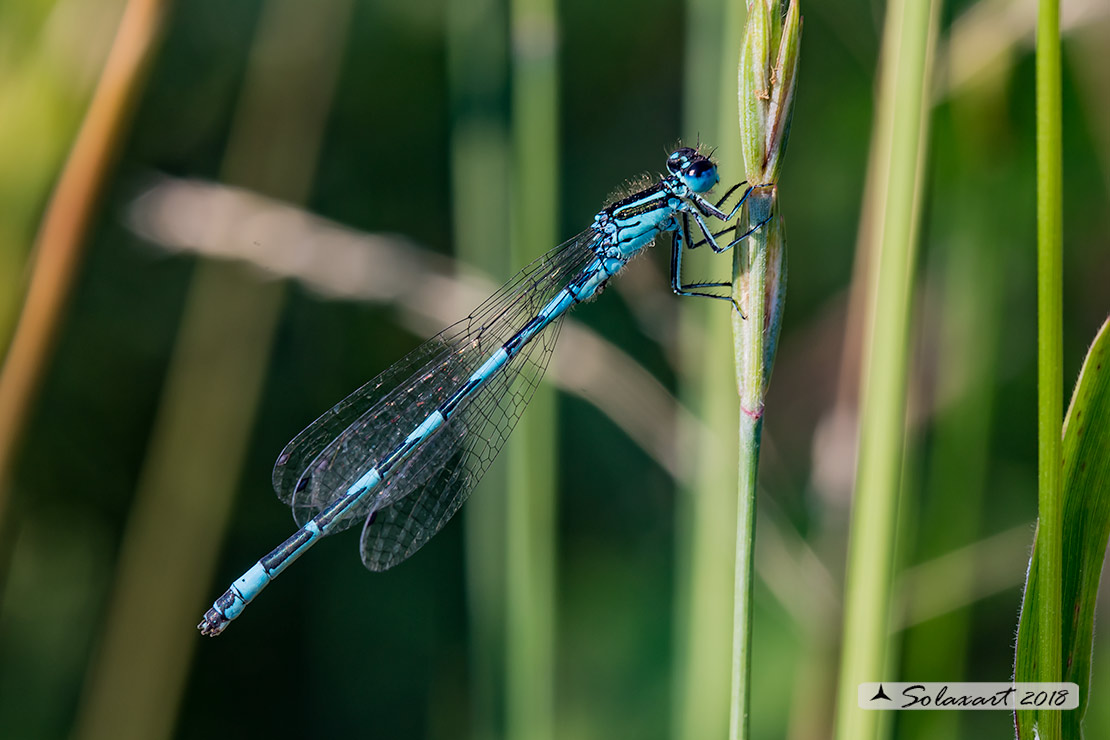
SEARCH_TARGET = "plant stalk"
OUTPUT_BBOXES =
[671,0,739,737]
[729,187,774,740]
[1034,0,1063,736]
[728,1,797,734]
[833,0,939,736]
[506,0,560,737]
[0,0,170,531]
[448,0,511,736]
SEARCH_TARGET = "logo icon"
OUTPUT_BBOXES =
[870,684,892,702]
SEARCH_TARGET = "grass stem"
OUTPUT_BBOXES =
[833,0,939,737]
[672,3,744,738]
[448,0,511,735]
[506,0,560,736]
[729,188,775,740]
[0,0,170,531]
[1034,0,1064,736]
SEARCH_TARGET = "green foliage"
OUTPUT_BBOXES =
[1016,318,1110,740]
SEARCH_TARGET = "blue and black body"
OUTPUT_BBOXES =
[199,147,760,635]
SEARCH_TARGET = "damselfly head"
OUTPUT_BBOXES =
[667,148,719,194]
[666,147,698,173]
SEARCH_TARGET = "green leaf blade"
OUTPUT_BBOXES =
[1016,317,1110,739]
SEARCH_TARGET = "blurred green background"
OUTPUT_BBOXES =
[0,0,1107,738]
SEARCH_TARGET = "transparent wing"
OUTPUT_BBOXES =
[271,333,452,502]
[359,316,562,570]
[271,228,601,536]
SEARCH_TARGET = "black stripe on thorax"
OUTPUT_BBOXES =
[606,182,667,220]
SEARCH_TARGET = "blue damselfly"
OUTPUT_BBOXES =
[199,147,761,635]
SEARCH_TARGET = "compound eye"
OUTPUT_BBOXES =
[686,160,713,178]
[682,159,719,193]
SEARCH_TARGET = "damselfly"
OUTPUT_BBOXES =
[199,147,761,635]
